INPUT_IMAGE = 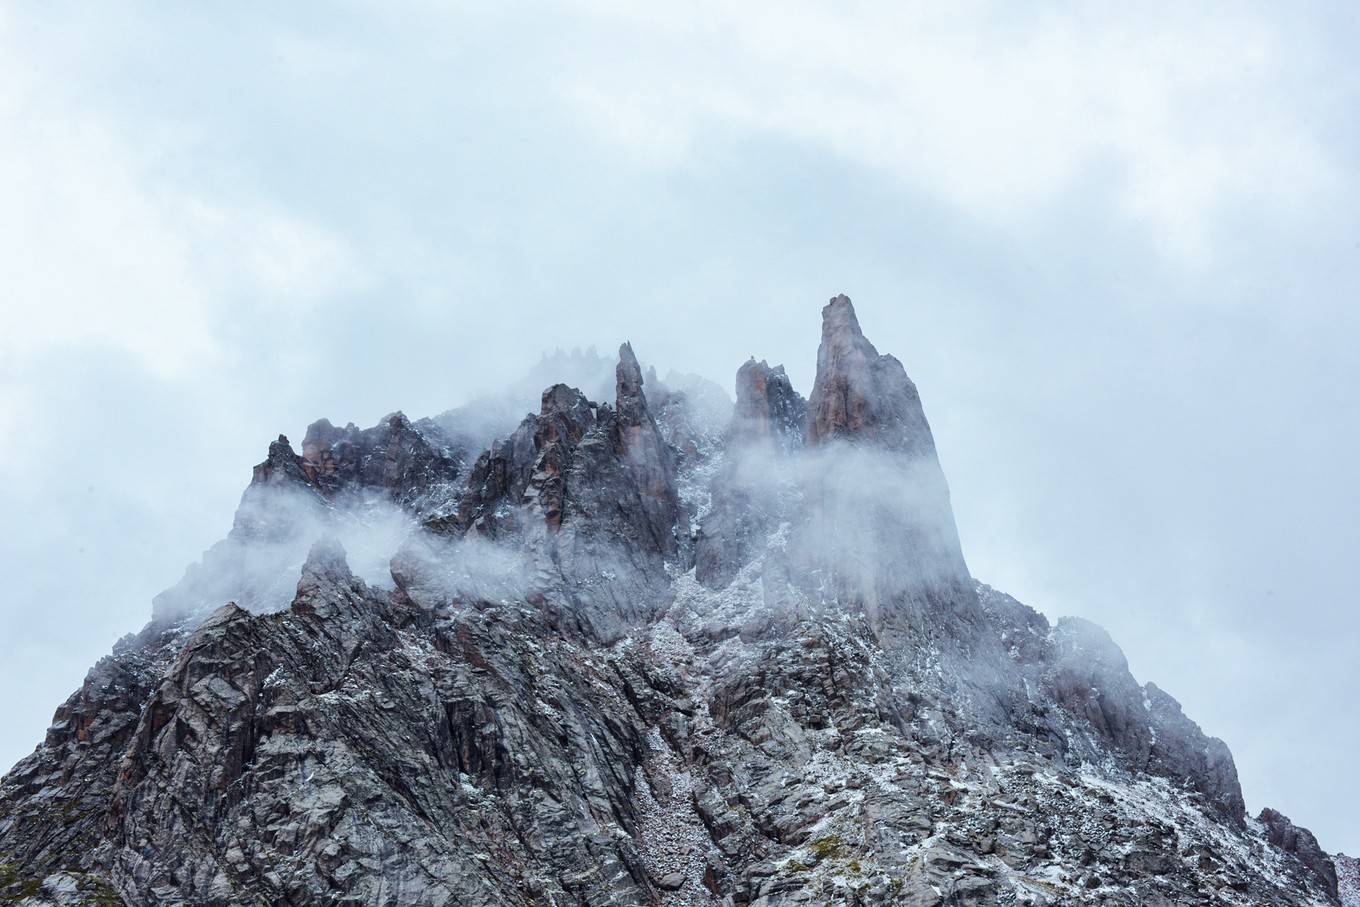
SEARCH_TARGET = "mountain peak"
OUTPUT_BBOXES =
[0,297,1340,907]
[821,291,864,340]
[807,293,937,461]
[616,340,645,408]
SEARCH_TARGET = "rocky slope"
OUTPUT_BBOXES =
[1337,853,1359,906]
[0,295,1344,906]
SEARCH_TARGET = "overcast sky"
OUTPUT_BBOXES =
[2,1,1356,852]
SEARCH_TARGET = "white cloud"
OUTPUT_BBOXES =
[0,75,219,378]
[556,1,1346,261]
[0,0,1355,855]
[0,13,366,381]
[183,198,366,307]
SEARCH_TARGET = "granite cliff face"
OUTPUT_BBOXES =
[0,296,1344,906]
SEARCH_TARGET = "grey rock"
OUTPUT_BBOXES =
[731,358,807,448]
[0,295,1342,906]
[806,293,935,458]
[1259,807,1339,900]
[696,358,806,590]
[796,294,973,628]
[1337,852,1359,907]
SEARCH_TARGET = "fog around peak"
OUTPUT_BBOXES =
[1,1,1356,853]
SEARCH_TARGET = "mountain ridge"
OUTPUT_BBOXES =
[0,295,1342,906]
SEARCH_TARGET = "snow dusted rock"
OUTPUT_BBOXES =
[696,358,806,590]
[0,295,1344,905]
[0,623,187,898]
[151,413,461,622]
[1257,808,1339,900]
[248,412,463,523]
[296,412,463,509]
[613,342,684,561]
[411,344,685,643]
[1337,853,1360,907]
[1049,618,1246,825]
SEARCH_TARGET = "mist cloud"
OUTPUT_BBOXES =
[1,0,1355,855]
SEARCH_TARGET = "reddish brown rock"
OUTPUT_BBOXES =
[612,342,682,558]
[807,293,937,460]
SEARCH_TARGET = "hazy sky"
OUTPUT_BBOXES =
[2,2,1356,852]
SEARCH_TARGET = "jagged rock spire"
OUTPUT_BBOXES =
[251,435,311,487]
[529,384,595,530]
[614,342,648,427]
[807,293,938,461]
[613,342,681,557]
[695,357,806,589]
[796,294,971,621]
[731,358,806,447]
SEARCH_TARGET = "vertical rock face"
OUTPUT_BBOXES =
[411,344,685,641]
[1258,808,1340,900]
[807,293,936,459]
[528,384,597,531]
[695,358,806,589]
[440,383,600,539]
[0,295,1343,907]
[731,358,807,447]
[796,294,972,624]
[251,413,463,513]
[612,342,682,559]
[296,412,462,507]
[251,434,316,491]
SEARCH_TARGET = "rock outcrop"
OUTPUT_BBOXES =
[296,412,462,507]
[249,412,462,517]
[1257,808,1339,901]
[730,358,807,447]
[612,343,683,560]
[1338,852,1360,907]
[0,295,1342,906]
[153,414,462,622]
[695,358,806,590]
[796,294,972,626]
[411,344,684,642]
[806,294,936,458]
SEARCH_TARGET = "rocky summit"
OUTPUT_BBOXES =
[0,295,1345,906]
